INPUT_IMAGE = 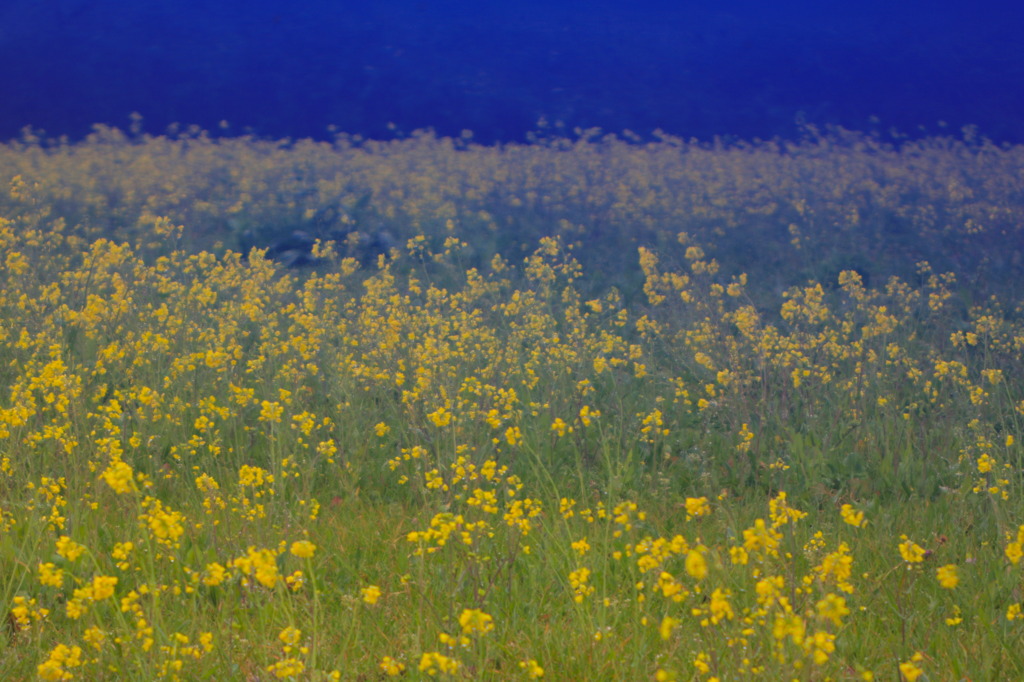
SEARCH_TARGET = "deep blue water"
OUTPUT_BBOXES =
[2,0,1022,144]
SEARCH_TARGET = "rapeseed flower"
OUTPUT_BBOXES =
[380,656,406,676]
[815,593,849,627]
[773,611,806,645]
[418,651,460,676]
[840,504,866,528]
[936,564,959,589]
[743,519,781,556]
[659,615,679,640]
[37,644,83,681]
[266,658,305,678]
[804,630,836,664]
[38,562,64,588]
[289,540,316,558]
[571,537,590,556]
[202,562,229,586]
[899,652,925,681]
[898,536,926,564]
[458,608,494,636]
[231,546,280,588]
[685,496,710,519]
[705,588,734,625]
[258,400,283,423]
[569,567,594,602]
[101,459,137,494]
[519,658,544,678]
[55,535,86,562]
[83,625,106,650]
[685,549,708,579]
[362,585,382,605]
[278,626,302,650]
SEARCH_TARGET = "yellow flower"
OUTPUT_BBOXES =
[374,422,390,437]
[111,542,134,570]
[743,519,781,555]
[83,625,106,650]
[569,567,594,602]
[238,465,272,487]
[659,616,679,640]
[203,562,229,586]
[427,406,452,427]
[684,550,707,580]
[10,596,47,631]
[736,423,754,452]
[89,575,118,601]
[419,651,460,676]
[285,570,305,591]
[816,593,850,627]
[936,564,959,589]
[656,571,686,600]
[684,497,710,519]
[898,536,926,564]
[65,596,87,620]
[840,504,866,528]
[101,459,136,494]
[518,659,544,678]
[362,585,382,605]
[505,425,523,446]
[231,547,280,589]
[755,575,784,605]
[550,418,571,437]
[258,400,283,423]
[380,656,406,676]
[55,535,86,562]
[290,540,316,558]
[899,653,925,681]
[578,405,600,426]
[459,608,494,636]
[804,630,836,664]
[773,612,806,644]
[266,658,305,678]
[37,644,83,681]
[38,562,65,588]
[708,588,734,624]
[278,626,302,647]
[141,497,186,548]
[729,546,749,565]
[1007,541,1023,564]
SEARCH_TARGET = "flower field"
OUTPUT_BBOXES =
[1,124,1023,680]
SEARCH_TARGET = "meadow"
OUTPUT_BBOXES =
[1,122,1023,680]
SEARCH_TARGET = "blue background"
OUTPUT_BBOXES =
[2,0,1022,143]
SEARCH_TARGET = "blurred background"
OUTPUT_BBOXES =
[2,0,1022,143]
